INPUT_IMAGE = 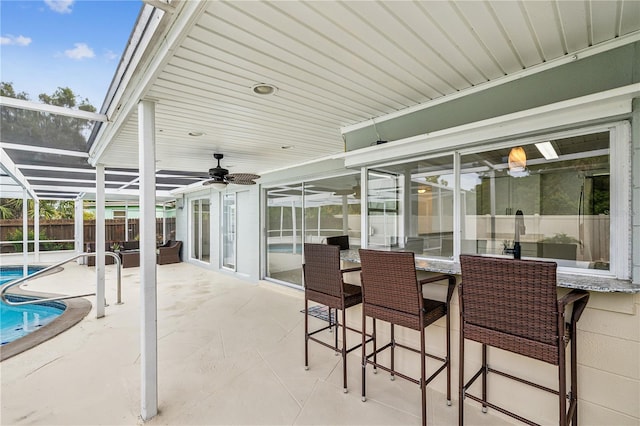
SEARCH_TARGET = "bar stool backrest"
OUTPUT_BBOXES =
[459,255,560,352]
[326,235,350,250]
[303,243,343,297]
[359,249,421,315]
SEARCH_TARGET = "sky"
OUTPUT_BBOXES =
[1,0,142,109]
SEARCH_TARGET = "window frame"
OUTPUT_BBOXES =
[360,121,630,279]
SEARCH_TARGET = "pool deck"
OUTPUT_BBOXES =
[0,261,511,425]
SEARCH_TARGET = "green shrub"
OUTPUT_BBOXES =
[6,228,73,251]
[538,233,579,244]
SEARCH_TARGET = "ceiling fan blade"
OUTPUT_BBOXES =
[333,188,355,195]
[227,173,260,180]
[227,173,260,185]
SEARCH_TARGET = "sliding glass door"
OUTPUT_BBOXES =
[265,184,303,285]
[222,193,236,270]
[190,198,210,263]
[264,174,361,286]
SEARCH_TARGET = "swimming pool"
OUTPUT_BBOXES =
[0,265,46,286]
[1,296,66,345]
[268,243,303,254]
[0,265,65,346]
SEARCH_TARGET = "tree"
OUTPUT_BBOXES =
[0,198,75,219]
[0,82,96,151]
[1,82,29,100]
[0,83,97,219]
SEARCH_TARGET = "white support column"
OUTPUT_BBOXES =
[291,201,297,253]
[96,164,106,318]
[401,172,411,247]
[22,189,28,276]
[342,195,349,235]
[138,99,158,421]
[75,199,84,264]
[162,203,167,243]
[125,201,129,241]
[34,198,40,263]
[361,167,369,249]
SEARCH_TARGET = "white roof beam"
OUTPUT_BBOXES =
[143,0,175,13]
[0,96,108,122]
[89,0,208,166]
[1,142,89,158]
[0,147,38,200]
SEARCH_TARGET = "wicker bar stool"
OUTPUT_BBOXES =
[459,255,590,426]
[303,243,371,393]
[358,249,456,426]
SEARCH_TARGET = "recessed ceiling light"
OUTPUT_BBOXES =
[252,83,278,96]
[188,131,204,137]
[535,141,558,160]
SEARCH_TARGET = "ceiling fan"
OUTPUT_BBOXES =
[333,185,361,199]
[332,177,361,199]
[202,153,260,189]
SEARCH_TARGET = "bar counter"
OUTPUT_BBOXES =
[340,249,640,293]
[339,248,640,424]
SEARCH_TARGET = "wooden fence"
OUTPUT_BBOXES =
[0,218,176,252]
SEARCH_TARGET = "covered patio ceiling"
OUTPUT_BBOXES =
[2,0,640,202]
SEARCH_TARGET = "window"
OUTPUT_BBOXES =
[460,131,612,271]
[264,174,361,287]
[366,155,454,258]
[360,122,629,277]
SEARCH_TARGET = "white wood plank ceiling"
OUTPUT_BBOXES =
[5,0,640,199]
[98,0,640,179]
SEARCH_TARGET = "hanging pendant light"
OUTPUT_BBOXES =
[508,146,527,176]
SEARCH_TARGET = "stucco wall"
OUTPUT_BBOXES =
[339,277,640,425]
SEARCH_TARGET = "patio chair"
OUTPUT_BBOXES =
[85,242,116,266]
[303,243,370,393]
[157,240,182,265]
[326,235,350,250]
[358,249,455,426]
[458,255,590,426]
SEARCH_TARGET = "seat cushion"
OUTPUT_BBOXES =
[343,283,363,308]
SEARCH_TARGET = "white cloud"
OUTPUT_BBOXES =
[44,0,74,14]
[1,35,32,46]
[104,50,119,61]
[15,35,32,46]
[65,42,95,60]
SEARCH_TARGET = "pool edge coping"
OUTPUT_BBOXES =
[1,282,92,362]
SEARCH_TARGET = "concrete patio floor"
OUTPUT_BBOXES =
[1,261,512,425]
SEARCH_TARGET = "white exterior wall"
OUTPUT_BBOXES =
[172,100,640,426]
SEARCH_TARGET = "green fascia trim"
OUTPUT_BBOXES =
[345,42,639,151]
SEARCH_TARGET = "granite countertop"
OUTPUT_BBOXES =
[341,249,640,294]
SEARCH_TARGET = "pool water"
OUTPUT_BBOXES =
[268,243,303,254]
[0,266,45,286]
[0,266,65,346]
[1,297,65,345]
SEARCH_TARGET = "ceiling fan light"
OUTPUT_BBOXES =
[508,146,527,172]
[207,181,228,190]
